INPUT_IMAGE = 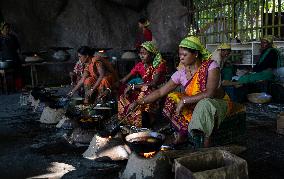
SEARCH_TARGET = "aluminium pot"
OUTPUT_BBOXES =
[52,50,70,61]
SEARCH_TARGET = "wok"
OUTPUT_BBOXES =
[125,131,165,154]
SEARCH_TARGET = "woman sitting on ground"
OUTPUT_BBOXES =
[69,50,118,104]
[118,41,167,128]
[128,36,234,147]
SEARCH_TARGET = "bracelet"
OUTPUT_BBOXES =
[138,99,145,105]
[106,88,111,93]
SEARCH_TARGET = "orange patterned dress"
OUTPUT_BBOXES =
[84,56,118,97]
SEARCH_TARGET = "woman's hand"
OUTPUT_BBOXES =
[176,100,185,114]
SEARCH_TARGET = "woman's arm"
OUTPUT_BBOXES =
[137,79,178,104]
[127,79,177,112]
[120,72,133,84]
[69,70,88,96]
[176,68,221,113]
[135,73,160,89]
[89,62,105,93]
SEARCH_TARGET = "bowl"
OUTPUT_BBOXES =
[247,92,272,104]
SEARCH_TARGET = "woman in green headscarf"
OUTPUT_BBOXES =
[128,36,242,147]
[118,41,167,127]
[238,35,281,83]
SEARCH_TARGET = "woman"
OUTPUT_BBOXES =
[212,43,234,81]
[238,35,280,84]
[0,22,22,89]
[118,41,167,127]
[135,18,152,50]
[69,46,92,97]
[128,36,234,146]
[70,50,118,104]
[68,46,93,97]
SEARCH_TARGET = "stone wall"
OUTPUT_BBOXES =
[0,0,191,84]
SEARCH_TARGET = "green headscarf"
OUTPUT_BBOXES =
[261,35,276,48]
[141,41,162,68]
[261,35,274,44]
[179,36,212,61]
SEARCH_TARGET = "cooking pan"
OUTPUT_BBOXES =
[125,131,165,154]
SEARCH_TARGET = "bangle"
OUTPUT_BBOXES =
[138,99,145,105]
[106,88,111,93]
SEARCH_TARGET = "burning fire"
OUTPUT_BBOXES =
[99,50,105,53]
[140,151,157,158]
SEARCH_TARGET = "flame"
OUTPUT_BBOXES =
[141,151,157,158]
[108,136,112,139]
[99,50,104,53]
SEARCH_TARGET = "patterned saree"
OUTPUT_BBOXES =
[84,56,118,101]
[163,60,233,136]
[118,62,166,127]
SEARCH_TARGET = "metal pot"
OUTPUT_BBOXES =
[125,131,165,154]
[121,51,138,60]
[52,50,70,61]
[0,60,14,69]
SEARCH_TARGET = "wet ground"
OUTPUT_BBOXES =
[0,92,124,179]
[0,91,284,179]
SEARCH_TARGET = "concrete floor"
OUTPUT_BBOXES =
[0,92,284,179]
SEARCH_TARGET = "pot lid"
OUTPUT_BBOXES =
[123,49,137,52]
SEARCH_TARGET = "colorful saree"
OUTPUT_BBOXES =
[84,56,118,99]
[118,61,167,127]
[163,60,234,137]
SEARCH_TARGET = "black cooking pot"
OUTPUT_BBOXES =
[125,131,165,154]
